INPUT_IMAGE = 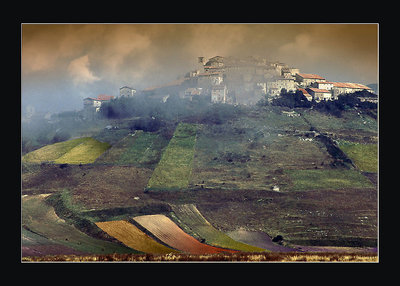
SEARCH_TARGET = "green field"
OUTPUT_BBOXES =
[170,204,266,252]
[146,123,198,191]
[22,137,110,165]
[302,109,377,135]
[117,131,169,167]
[95,131,169,168]
[285,169,374,191]
[22,194,133,255]
[337,141,378,173]
[190,113,333,191]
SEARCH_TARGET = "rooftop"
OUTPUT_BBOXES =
[85,94,115,101]
[332,82,371,89]
[298,88,311,96]
[297,73,325,80]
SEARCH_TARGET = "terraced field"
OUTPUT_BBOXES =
[95,131,169,168]
[146,123,197,191]
[170,204,265,252]
[133,214,238,254]
[190,110,333,191]
[22,194,133,256]
[22,226,87,257]
[21,106,378,260]
[285,169,374,191]
[337,141,378,173]
[302,109,377,136]
[22,137,110,164]
[95,220,178,254]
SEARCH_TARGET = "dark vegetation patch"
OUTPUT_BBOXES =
[22,251,378,262]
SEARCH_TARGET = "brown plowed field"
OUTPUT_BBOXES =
[133,214,238,254]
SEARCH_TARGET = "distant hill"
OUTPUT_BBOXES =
[367,83,378,95]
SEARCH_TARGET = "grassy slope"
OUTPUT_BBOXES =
[190,109,333,191]
[117,131,169,167]
[95,131,169,168]
[285,169,374,191]
[170,204,266,252]
[22,137,88,163]
[22,137,110,165]
[337,141,377,172]
[22,194,133,254]
[302,109,377,134]
[146,123,197,191]
[54,138,110,164]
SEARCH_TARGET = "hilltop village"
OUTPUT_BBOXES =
[83,55,377,114]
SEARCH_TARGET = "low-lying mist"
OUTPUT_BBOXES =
[21,93,244,155]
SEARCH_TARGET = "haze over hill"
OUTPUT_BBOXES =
[22,24,378,115]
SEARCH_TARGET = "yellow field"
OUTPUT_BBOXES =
[95,220,179,254]
[22,137,88,163]
[22,137,110,164]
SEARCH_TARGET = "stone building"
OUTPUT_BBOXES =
[119,86,136,97]
[211,85,228,103]
[266,76,297,97]
[197,72,223,88]
[306,88,332,102]
[313,81,334,91]
[295,73,326,87]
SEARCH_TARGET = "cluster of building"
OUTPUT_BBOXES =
[190,56,375,104]
[83,55,376,114]
[83,86,136,115]
[149,55,375,105]
[293,73,376,103]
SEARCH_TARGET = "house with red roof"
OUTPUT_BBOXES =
[83,94,115,113]
[297,88,313,101]
[331,82,372,99]
[306,87,332,102]
[295,73,326,87]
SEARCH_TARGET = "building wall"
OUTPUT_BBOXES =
[295,74,326,87]
[266,78,296,96]
[310,91,332,102]
[120,87,136,97]
[316,82,333,90]
[211,86,227,103]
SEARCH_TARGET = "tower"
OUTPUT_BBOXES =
[198,57,205,65]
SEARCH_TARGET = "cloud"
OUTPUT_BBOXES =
[67,54,100,85]
[22,24,378,113]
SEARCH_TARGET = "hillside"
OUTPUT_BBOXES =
[21,105,378,260]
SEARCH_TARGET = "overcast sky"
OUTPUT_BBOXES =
[21,23,378,114]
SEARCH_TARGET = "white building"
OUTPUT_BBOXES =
[83,94,115,113]
[306,88,332,102]
[119,86,136,97]
[211,85,227,103]
[331,82,372,99]
[314,81,334,91]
